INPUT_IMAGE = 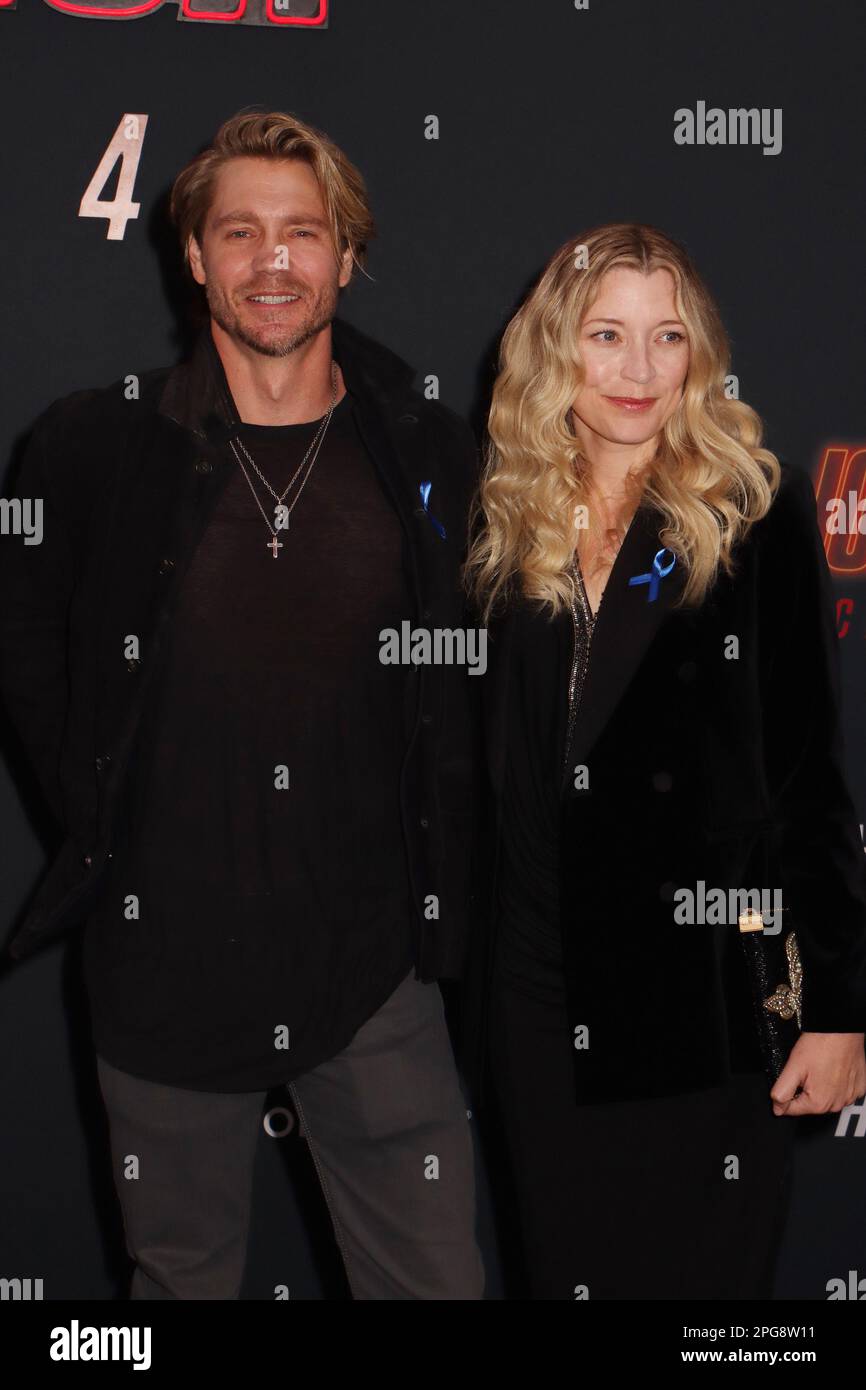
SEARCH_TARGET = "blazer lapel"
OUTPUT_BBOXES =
[564,496,686,777]
[483,496,685,802]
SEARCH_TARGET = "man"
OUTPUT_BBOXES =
[0,109,484,1299]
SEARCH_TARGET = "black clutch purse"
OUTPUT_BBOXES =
[738,907,803,1083]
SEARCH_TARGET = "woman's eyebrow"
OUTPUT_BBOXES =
[583,317,686,327]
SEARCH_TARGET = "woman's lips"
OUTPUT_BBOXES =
[603,396,656,412]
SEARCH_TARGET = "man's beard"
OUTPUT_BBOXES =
[205,277,339,359]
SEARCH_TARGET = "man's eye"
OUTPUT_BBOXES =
[293,229,313,237]
[228,230,250,238]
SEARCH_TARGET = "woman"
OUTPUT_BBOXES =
[461,223,866,1300]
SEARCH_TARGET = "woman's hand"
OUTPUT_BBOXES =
[770,1033,866,1115]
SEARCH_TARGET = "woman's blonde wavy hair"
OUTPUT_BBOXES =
[463,222,781,625]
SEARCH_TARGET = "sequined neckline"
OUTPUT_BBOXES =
[573,557,599,625]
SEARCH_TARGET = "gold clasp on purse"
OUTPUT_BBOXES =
[738,908,764,932]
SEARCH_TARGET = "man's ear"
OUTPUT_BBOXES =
[338,244,354,289]
[188,234,206,287]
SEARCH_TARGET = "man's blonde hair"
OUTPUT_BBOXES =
[169,106,376,282]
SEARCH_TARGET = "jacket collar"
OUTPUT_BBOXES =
[484,496,689,799]
[156,316,416,443]
[563,496,688,780]
[153,315,427,613]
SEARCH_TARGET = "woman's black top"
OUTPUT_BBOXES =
[495,592,578,994]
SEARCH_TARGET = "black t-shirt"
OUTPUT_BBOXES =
[83,388,417,1091]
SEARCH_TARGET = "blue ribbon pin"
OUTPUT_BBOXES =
[628,547,676,602]
[419,481,447,539]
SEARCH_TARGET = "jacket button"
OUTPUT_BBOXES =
[420,816,429,829]
[83,854,93,868]
[95,755,112,772]
[195,458,212,474]
[421,713,432,725]
[159,557,175,574]
[126,657,141,672]
[421,607,431,620]
[413,506,427,518]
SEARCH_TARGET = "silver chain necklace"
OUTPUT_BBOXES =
[227,361,339,558]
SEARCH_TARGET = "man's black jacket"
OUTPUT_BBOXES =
[0,319,482,977]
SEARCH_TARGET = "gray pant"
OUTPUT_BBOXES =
[95,970,485,1299]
